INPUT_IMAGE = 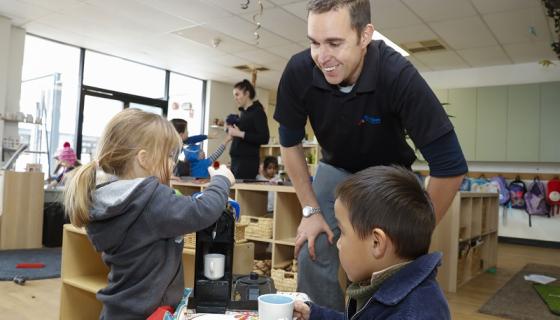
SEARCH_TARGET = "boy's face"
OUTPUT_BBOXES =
[335,198,377,283]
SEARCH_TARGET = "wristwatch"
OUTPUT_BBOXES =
[302,206,321,218]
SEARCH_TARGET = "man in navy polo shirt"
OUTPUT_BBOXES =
[274,0,468,311]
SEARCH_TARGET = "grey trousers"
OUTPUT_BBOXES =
[297,161,351,311]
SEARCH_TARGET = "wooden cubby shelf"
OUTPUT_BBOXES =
[431,192,499,292]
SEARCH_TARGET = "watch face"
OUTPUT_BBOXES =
[303,206,311,217]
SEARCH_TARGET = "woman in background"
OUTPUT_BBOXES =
[227,79,270,179]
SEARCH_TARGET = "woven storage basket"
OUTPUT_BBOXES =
[183,223,248,248]
[239,215,273,239]
[271,268,298,292]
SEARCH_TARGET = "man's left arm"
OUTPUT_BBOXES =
[419,130,468,223]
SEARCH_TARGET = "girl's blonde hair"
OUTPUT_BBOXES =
[64,108,182,227]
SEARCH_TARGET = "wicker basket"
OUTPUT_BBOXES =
[183,223,248,248]
[271,268,298,292]
[239,215,273,239]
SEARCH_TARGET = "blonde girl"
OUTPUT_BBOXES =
[64,108,234,319]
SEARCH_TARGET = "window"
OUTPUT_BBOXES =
[17,35,80,176]
[83,51,166,99]
[168,73,205,137]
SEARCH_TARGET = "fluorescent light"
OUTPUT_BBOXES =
[373,31,409,56]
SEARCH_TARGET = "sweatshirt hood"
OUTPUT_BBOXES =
[87,176,158,252]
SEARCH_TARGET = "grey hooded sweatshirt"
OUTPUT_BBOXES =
[86,175,230,319]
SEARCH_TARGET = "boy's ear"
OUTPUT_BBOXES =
[136,149,150,170]
[370,228,388,259]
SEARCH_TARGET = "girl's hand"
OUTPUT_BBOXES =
[208,164,235,185]
[293,300,311,320]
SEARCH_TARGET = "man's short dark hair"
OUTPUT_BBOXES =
[307,0,371,38]
[170,118,187,134]
[335,165,435,259]
[263,156,278,169]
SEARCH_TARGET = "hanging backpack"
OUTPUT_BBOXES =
[524,178,549,227]
[547,177,560,216]
[509,178,527,210]
[490,176,510,206]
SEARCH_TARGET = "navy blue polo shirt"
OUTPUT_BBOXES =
[274,40,454,174]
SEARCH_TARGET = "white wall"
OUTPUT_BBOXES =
[422,61,560,89]
[204,80,270,166]
[498,207,560,243]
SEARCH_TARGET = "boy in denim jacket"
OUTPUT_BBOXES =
[294,166,450,320]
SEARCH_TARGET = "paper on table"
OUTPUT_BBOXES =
[524,274,557,284]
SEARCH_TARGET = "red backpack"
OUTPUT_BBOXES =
[547,177,560,216]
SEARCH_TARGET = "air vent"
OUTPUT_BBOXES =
[401,39,446,54]
[234,65,269,73]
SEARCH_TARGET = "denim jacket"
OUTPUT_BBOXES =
[309,252,450,320]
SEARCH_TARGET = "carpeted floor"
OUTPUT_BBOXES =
[0,247,61,280]
[479,263,560,320]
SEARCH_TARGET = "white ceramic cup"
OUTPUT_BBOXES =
[258,294,295,320]
[203,253,225,280]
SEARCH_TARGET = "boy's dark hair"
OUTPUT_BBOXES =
[234,79,256,99]
[307,0,371,40]
[335,165,435,259]
[263,156,278,169]
[170,118,187,134]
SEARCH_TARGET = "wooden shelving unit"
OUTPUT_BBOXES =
[173,182,303,273]
[430,192,499,292]
[60,221,254,319]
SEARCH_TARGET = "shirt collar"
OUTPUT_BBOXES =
[311,41,380,94]
[372,252,443,306]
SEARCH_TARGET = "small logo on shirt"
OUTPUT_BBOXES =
[359,115,382,126]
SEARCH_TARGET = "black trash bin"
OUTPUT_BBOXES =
[43,202,67,247]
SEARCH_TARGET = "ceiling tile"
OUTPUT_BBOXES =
[262,58,288,71]
[269,0,302,5]
[143,34,226,61]
[429,16,497,50]
[470,0,540,14]
[138,0,232,24]
[402,0,477,22]
[206,0,275,15]
[205,54,251,68]
[240,7,308,44]
[456,46,512,67]
[174,26,256,54]
[281,1,307,20]
[414,50,470,70]
[405,55,432,72]
[264,43,305,59]
[234,49,284,66]
[382,24,439,45]
[503,41,558,63]
[483,7,552,45]
[0,0,55,23]
[205,16,291,48]
[15,0,86,12]
[371,0,422,29]
[87,0,194,34]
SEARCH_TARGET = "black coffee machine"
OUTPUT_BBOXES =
[192,207,235,314]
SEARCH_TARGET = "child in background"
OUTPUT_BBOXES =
[49,141,80,187]
[293,166,450,320]
[170,118,190,178]
[257,156,280,212]
[64,109,235,319]
[170,118,231,179]
[185,134,232,179]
